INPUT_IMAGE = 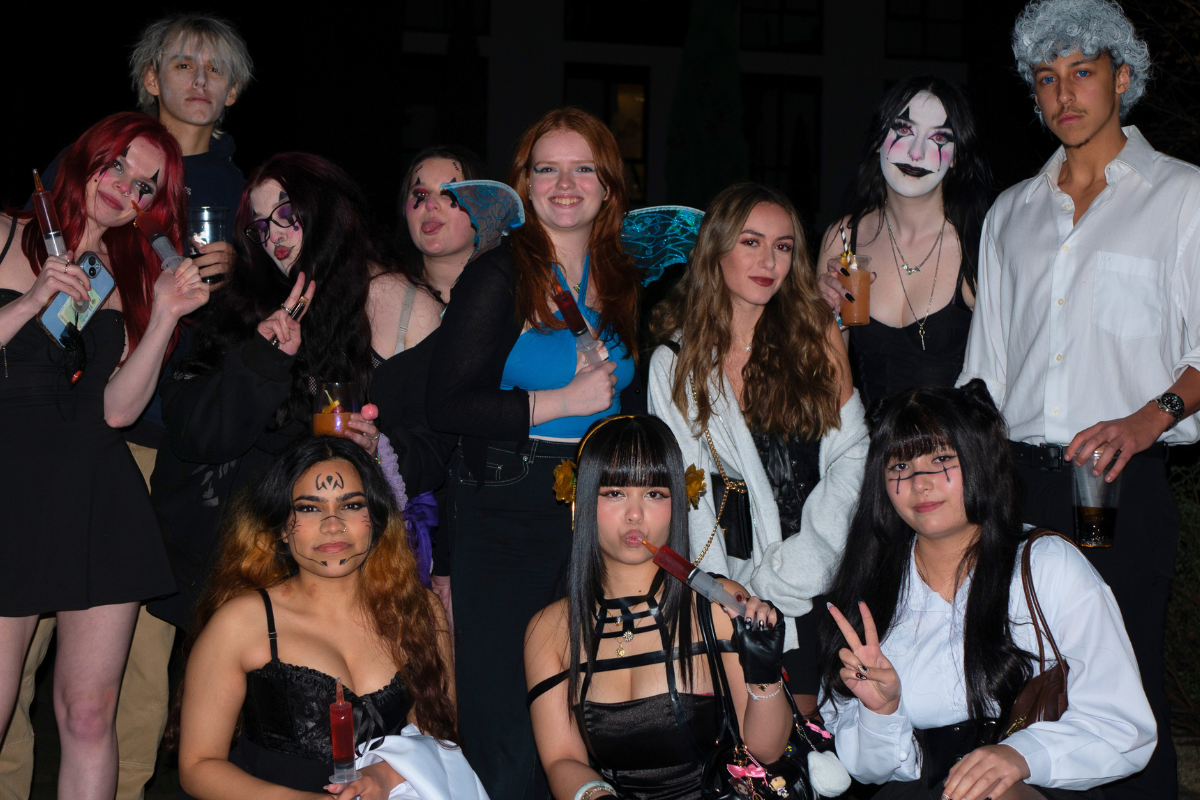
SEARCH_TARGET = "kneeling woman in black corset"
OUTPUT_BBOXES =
[525,415,792,800]
[176,437,455,800]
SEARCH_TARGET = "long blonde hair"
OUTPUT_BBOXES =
[651,182,841,437]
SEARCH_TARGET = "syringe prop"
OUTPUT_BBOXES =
[552,288,604,368]
[32,170,68,259]
[641,540,747,616]
[130,201,185,271]
[328,678,362,785]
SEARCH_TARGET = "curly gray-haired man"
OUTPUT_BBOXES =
[960,0,1192,797]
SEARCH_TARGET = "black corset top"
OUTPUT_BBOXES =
[240,589,413,761]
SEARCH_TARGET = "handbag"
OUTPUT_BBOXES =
[696,600,849,799]
[1003,527,1071,738]
[690,380,755,562]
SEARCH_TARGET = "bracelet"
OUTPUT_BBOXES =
[574,780,616,800]
[746,680,782,701]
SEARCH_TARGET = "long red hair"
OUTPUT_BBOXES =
[505,108,639,360]
[18,112,186,353]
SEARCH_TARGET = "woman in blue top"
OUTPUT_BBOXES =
[427,107,640,800]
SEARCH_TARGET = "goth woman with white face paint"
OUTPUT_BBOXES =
[818,76,994,408]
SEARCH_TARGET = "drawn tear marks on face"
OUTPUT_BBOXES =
[888,455,960,495]
[315,472,344,491]
[879,91,956,199]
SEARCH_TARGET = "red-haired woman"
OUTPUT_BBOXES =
[427,107,640,800]
[0,111,208,798]
[176,436,457,800]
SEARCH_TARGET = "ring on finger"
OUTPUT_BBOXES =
[370,432,380,442]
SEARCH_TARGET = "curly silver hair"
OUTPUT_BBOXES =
[1012,0,1151,118]
[129,14,253,132]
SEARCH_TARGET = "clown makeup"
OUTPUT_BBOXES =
[885,449,974,542]
[87,137,167,228]
[404,157,476,259]
[249,179,302,274]
[887,453,960,496]
[284,460,373,573]
[879,91,956,199]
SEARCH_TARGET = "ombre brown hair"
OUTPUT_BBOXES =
[651,182,841,437]
[168,437,456,746]
[505,108,639,359]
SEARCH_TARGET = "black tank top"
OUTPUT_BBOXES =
[526,571,736,799]
[847,222,972,408]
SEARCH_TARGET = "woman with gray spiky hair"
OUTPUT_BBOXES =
[1011,0,1151,120]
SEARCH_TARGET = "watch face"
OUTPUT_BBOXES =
[1159,394,1185,419]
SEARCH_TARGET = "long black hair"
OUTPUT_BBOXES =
[181,153,399,426]
[844,76,994,293]
[567,415,697,707]
[818,380,1033,722]
[393,145,489,300]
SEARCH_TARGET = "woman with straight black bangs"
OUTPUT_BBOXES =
[817,381,1155,799]
[149,153,449,632]
[526,415,791,800]
[816,76,995,407]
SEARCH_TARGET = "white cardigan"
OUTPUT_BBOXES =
[648,344,869,649]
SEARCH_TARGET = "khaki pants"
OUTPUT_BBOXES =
[0,443,176,800]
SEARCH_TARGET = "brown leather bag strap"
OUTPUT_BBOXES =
[1022,527,1069,673]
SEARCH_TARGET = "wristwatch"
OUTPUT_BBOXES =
[1153,392,1186,430]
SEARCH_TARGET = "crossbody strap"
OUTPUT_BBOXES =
[1021,527,1070,672]
[689,376,746,566]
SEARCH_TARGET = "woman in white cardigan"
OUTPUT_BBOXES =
[647,182,868,714]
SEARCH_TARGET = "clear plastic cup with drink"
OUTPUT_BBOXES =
[836,254,871,326]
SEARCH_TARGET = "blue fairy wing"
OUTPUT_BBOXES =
[439,180,526,260]
[620,205,705,286]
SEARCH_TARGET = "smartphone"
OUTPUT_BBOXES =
[36,252,116,347]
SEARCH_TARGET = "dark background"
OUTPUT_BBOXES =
[1,0,1073,246]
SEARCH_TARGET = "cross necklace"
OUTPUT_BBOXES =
[890,223,944,351]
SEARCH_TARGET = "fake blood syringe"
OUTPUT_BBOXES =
[31,170,67,258]
[641,540,747,616]
[552,288,605,368]
[328,678,362,785]
[130,200,185,271]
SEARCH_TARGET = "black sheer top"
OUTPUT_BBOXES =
[221,589,413,794]
[750,431,821,541]
[847,223,972,408]
[526,571,735,800]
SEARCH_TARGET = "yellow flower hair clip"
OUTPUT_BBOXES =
[551,459,706,508]
[684,464,706,508]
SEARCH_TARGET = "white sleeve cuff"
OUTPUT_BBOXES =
[1002,729,1052,786]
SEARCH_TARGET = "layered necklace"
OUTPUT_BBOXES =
[884,211,946,275]
[888,212,946,352]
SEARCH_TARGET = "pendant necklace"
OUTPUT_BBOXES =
[892,225,944,351]
[884,210,946,275]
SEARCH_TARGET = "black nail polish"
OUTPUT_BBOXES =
[840,266,851,277]
[845,292,855,302]
[855,672,865,680]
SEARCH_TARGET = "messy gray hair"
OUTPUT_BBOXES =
[1012,0,1151,119]
[129,14,253,130]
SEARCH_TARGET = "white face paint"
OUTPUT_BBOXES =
[879,91,956,199]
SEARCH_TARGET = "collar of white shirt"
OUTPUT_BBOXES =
[1025,126,1158,203]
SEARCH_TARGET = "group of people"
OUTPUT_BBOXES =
[0,1,1192,799]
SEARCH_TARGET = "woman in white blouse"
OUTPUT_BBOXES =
[820,380,1155,800]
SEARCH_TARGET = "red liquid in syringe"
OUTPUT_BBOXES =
[329,678,355,766]
[31,170,67,258]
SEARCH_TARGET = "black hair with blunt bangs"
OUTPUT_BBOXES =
[567,415,696,709]
[818,380,1034,724]
[843,76,994,294]
[180,153,400,428]
[393,145,490,299]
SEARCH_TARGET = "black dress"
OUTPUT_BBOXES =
[179,589,413,798]
[0,283,175,615]
[526,572,734,800]
[846,224,972,408]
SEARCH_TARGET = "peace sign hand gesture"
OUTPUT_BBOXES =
[827,601,902,716]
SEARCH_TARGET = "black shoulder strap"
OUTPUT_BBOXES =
[258,588,279,662]
[0,217,17,265]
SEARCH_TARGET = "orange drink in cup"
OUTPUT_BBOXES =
[838,254,871,326]
[312,383,360,437]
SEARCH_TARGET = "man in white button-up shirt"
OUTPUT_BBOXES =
[960,1,1200,796]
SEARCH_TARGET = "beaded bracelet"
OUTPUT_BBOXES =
[574,779,616,800]
[746,680,782,701]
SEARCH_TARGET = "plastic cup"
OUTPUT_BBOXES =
[313,383,361,437]
[837,255,871,326]
[1072,450,1123,548]
[187,206,229,255]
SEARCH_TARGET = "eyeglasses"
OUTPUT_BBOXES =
[243,200,301,244]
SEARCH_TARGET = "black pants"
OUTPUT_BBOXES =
[449,440,575,800]
[1016,453,1177,800]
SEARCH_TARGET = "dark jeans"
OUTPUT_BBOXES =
[1015,452,1177,800]
[449,439,575,800]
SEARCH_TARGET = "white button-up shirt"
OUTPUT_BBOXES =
[959,127,1200,445]
[821,536,1156,790]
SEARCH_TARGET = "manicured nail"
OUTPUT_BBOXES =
[844,292,855,302]
[858,665,869,674]
[825,601,833,610]
[855,672,865,680]
[839,266,851,277]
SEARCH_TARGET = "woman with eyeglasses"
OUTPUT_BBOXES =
[147,153,450,633]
